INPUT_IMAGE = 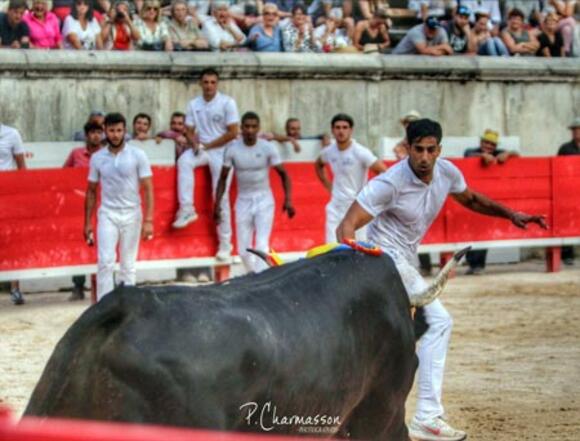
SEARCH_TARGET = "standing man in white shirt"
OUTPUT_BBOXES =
[337,118,546,441]
[173,67,240,261]
[315,113,387,243]
[0,122,26,305]
[214,111,295,273]
[84,112,154,301]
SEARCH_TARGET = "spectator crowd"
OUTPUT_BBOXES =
[0,0,578,56]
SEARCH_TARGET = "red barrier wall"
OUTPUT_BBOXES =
[0,157,578,272]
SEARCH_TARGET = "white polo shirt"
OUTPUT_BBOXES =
[319,140,377,205]
[357,158,467,263]
[185,92,240,155]
[88,143,153,211]
[0,124,25,171]
[224,138,282,196]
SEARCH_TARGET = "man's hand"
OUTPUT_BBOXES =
[155,136,163,144]
[141,220,154,240]
[283,200,296,218]
[510,212,548,230]
[291,139,301,153]
[496,151,511,163]
[481,153,497,166]
[84,225,94,246]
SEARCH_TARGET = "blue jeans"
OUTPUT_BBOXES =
[478,37,510,56]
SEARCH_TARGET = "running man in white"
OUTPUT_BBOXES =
[0,122,26,305]
[173,67,240,261]
[84,112,154,301]
[214,111,295,273]
[315,113,387,243]
[337,119,546,441]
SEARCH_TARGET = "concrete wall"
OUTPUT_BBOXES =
[0,50,578,155]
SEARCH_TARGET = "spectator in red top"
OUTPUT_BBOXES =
[100,0,141,50]
[63,121,104,300]
[23,0,62,48]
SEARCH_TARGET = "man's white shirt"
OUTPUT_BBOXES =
[185,92,240,153]
[0,124,25,171]
[88,143,152,210]
[224,138,282,196]
[357,158,467,263]
[319,140,377,204]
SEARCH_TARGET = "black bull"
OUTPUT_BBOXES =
[25,250,428,441]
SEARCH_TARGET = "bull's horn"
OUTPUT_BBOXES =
[247,248,273,267]
[410,246,471,307]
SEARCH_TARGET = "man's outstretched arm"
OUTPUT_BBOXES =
[336,201,375,243]
[451,188,547,229]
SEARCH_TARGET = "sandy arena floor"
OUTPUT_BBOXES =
[1,261,579,440]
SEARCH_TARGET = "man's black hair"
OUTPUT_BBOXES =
[291,3,307,15]
[200,67,219,80]
[84,121,103,134]
[331,113,354,128]
[241,111,260,125]
[171,111,185,119]
[406,118,443,145]
[104,112,126,127]
[508,8,524,20]
[133,113,151,125]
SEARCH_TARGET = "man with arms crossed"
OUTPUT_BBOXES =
[315,113,386,243]
[173,67,240,261]
[84,113,154,301]
[214,111,295,273]
[337,119,546,441]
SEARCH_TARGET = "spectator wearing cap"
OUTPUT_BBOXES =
[501,8,539,55]
[392,15,452,55]
[73,110,106,142]
[473,10,509,55]
[0,0,30,48]
[100,0,141,50]
[62,0,104,50]
[168,0,208,51]
[409,0,457,21]
[463,129,520,274]
[557,117,580,265]
[393,110,420,160]
[282,4,319,52]
[133,0,173,51]
[23,0,62,49]
[202,1,245,51]
[444,4,476,54]
[247,3,283,52]
[353,7,390,52]
[537,12,565,57]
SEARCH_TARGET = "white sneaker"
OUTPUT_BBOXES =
[215,244,232,261]
[409,416,466,441]
[172,210,198,229]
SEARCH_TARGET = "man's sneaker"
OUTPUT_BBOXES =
[172,210,198,229]
[216,244,232,261]
[10,289,25,305]
[409,416,467,441]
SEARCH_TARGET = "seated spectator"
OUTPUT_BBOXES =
[262,117,331,153]
[501,8,540,56]
[100,0,141,50]
[315,10,354,52]
[168,0,208,50]
[130,112,152,140]
[0,0,30,49]
[202,1,245,51]
[247,2,283,52]
[409,0,457,20]
[473,11,509,55]
[460,0,501,29]
[392,15,452,55]
[134,0,173,50]
[549,0,577,55]
[282,4,318,52]
[537,12,565,57]
[265,0,301,19]
[308,0,342,25]
[353,7,390,52]
[351,0,390,22]
[464,129,519,275]
[229,0,263,33]
[155,111,191,158]
[557,116,580,264]
[503,0,544,29]
[23,0,62,49]
[444,4,476,54]
[73,110,105,142]
[62,0,103,49]
[187,0,212,22]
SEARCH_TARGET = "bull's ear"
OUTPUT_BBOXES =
[246,249,273,267]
